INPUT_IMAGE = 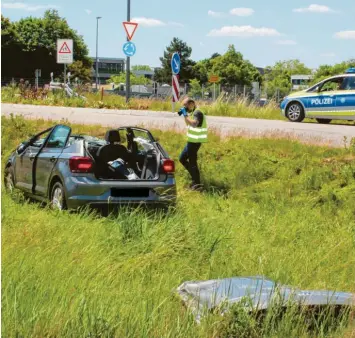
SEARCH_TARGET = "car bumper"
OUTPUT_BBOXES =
[63,175,177,209]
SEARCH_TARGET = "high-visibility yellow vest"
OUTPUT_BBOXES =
[187,111,208,143]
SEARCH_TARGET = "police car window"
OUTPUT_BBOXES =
[343,77,355,90]
[320,78,344,92]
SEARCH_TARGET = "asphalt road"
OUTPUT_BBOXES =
[2,103,354,147]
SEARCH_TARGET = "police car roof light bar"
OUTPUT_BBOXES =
[345,68,355,74]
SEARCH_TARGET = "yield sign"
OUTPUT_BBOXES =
[123,21,138,41]
[59,41,71,54]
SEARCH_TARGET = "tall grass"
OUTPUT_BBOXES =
[2,116,355,337]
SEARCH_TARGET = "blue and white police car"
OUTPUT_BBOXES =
[281,68,355,123]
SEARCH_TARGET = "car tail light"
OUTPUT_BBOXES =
[69,156,93,173]
[162,159,175,173]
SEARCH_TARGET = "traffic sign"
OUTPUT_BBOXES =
[123,41,136,57]
[172,74,180,102]
[57,39,73,64]
[171,52,181,75]
[209,75,220,83]
[123,21,138,41]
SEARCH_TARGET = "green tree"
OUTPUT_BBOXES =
[154,37,195,84]
[1,15,18,47]
[132,65,152,71]
[108,72,150,85]
[209,45,261,87]
[1,10,92,80]
[263,59,312,98]
[311,59,355,84]
[192,53,219,85]
[188,79,203,98]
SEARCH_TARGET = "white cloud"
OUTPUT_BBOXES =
[293,4,335,13]
[320,52,336,57]
[131,17,165,27]
[1,2,59,11]
[229,8,254,16]
[85,9,92,15]
[168,21,184,27]
[276,39,297,45]
[200,42,204,46]
[207,25,281,37]
[208,10,224,17]
[334,30,355,39]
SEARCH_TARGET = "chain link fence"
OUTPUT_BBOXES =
[2,77,285,103]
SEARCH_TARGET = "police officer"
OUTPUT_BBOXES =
[178,98,208,191]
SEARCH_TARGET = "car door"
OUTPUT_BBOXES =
[335,76,355,119]
[307,78,340,117]
[34,125,71,197]
[14,128,53,192]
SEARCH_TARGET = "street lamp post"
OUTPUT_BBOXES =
[96,16,102,90]
[125,0,131,103]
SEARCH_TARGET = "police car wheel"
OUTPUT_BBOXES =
[316,118,332,124]
[286,102,304,122]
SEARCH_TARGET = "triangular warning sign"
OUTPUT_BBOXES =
[123,21,138,41]
[59,42,71,54]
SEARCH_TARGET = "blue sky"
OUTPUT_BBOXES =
[2,0,355,69]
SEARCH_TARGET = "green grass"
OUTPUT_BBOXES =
[2,115,355,337]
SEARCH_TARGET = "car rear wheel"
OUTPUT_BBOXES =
[4,167,15,193]
[316,118,332,124]
[286,102,305,122]
[50,182,67,210]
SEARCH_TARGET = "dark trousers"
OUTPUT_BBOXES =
[179,142,202,185]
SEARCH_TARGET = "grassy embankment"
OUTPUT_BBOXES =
[2,115,355,337]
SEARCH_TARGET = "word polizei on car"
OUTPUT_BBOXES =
[4,125,177,210]
[281,68,355,123]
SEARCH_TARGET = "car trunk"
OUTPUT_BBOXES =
[84,137,168,181]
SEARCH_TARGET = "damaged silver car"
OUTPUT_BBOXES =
[5,125,176,210]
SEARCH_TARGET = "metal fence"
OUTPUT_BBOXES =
[2,77,284,102]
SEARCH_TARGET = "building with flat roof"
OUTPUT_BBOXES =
[91,57,125,84]
[291,74,313,90]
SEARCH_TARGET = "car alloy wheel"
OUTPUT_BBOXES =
[51,182,66,210]
[286,102,305,122]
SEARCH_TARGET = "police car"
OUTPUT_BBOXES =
[281,68,355,123]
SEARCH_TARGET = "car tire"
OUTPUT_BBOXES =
[316,118,332,124]
[50,181,67,210]
[286,102,305,122]
[4,167,15,193]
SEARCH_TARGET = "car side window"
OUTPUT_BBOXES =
[30,130,52,148]
[319,77,345,92]
[343,77,355,90]
[45,125,71,149]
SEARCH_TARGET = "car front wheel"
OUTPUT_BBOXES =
[50,181,67,210]
[316,118,332,124]
[286,102,305,122]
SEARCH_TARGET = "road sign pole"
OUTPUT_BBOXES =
[64,64,67,85]
[126,0,131,103]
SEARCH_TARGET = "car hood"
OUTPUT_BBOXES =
[287,90,307,98]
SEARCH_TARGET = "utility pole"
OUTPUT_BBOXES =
[96,16,102,90]
[125,0,131,103]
